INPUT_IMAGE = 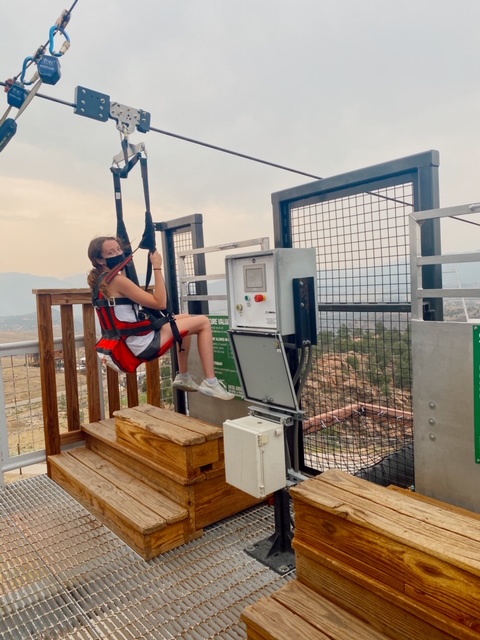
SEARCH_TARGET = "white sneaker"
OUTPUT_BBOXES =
[198,379,234,401]
[172,373,199,392]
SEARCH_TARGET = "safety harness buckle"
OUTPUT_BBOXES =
[107,297,116,307]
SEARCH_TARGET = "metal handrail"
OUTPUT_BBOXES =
[0,335,84,357]
[177,237,270,314]
[0,335,85,482]
[410,203,480,320]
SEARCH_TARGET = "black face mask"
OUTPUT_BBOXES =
[105,253,126,269]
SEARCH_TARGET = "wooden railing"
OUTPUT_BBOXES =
[34,289,162,467]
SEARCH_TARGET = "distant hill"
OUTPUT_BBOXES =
[0,312,47,332]
[1,258,480,329]
[0,272,88,317]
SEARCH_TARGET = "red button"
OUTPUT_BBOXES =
[254,294,266,302]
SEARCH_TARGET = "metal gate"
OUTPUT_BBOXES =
[155,214,207,414]
[272,151,441,487]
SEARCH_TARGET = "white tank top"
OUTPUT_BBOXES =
[114,303,155,356]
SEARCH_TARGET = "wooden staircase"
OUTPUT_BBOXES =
[49,404,262,560]
[242,470,480,640]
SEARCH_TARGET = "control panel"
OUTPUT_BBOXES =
[226,248,317,335]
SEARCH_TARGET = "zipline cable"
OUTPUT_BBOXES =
[0,80,413,208]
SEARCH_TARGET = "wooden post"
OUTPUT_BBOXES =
[82,303,102,423]
[60,304,80,431]
[146,359,161,407]
[106,367,120,416]
[126,373,139,407]
[36,292,60,463]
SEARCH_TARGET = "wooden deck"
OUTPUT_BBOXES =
[50,404,263,560]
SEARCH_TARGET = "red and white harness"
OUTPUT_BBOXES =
[92,264,186,374]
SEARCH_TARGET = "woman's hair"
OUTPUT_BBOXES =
[87,235,118,293]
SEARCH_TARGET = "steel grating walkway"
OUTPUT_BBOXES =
[0,475,293,639]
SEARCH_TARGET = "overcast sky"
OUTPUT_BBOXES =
[2,0,480,278]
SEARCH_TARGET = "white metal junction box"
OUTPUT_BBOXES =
[225,248,317,334]
[223,415,286,498]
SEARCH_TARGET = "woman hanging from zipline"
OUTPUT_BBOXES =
[87,235,234,400]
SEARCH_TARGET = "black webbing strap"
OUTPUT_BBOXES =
[169,315,185,352]
[111,165,140,286]
[107,141,184,352]
[94,297,133,307]
[138,157,155,291]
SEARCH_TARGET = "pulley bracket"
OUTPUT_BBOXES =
[74,86,110,122]
[110,102,151,135]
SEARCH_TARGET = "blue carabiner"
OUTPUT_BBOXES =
[20,56,37,85]
[49,25,71,57]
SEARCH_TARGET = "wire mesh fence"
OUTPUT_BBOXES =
[173,229,196,309]
[1,340,175,481]
[291,183,415,487]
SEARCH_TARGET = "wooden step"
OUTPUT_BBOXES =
[114,405,223,479]
[82,418,264,532]
[241,580,391,640]
[294,539,463,640]
[291,469,480,640]
[388,485,480,521]
[49,447,191,560]
[84,418,225,483]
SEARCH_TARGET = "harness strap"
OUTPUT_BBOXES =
[101,315,170,338]
[111,167,139,286]
[138,156,154,291]
[94,296,133,307]
[102,142,185,353]
[93,273,184,351]
[168,314,185,352]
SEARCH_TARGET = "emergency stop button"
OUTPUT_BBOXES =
[254,294,266,302]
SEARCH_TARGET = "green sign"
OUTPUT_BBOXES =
[473,326,480,463]
[209,315,243,399]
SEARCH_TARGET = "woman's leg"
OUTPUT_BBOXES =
[159,315,215,379]
[176,334,191,374]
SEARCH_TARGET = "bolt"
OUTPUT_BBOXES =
[428,418,436,426]
[429,433,437,441]
[428,402,436,410]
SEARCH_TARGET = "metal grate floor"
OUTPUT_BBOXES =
[0,475,293,639]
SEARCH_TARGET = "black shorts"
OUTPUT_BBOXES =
[136,331,161,360]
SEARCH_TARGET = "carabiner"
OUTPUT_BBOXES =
[49,25,71,57]
[20,57,38,86]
